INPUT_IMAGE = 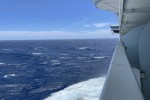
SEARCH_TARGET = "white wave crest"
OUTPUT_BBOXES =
[0,63,5,65]
[4,74,16,78]
[51,60,61,65]
[92,56,105,59]
[32,53,42,55]
[51,60,60,63]
[44,77,105,100]
[76,47,91,50]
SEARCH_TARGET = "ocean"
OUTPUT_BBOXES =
[0,39,117,100]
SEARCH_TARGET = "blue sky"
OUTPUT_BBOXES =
[0,0,118,40]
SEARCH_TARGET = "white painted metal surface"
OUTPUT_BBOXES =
[92,0,119,14]
[132,67,141,88]
[119,0,150,34]
[93,0,150,35]
[100,41,144,100]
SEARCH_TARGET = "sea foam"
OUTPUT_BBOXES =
[51,60,61,65]
[92,56,105,59]
[76,47,91,50]
[32,53,42,55]
[0,63,5,65]
[44,77,105,100]
[4,74,16,78]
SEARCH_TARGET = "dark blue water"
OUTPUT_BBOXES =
[0,39,117,100]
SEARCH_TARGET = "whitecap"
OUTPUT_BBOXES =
[92,56,105,59]
[51,60,61,65]
[8,63,21,66]
[76,47,91,50]
[0,63,5,65]
[4,74,16,78]
[51,60,60,63]
[32,53,42,55]
[44,77,105,100]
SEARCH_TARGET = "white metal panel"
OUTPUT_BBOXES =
[92,0,119,14]
[121,24,146,68]
[132,67,141,88]
[125,0,150,9]
[92,0,150,35]
[138,21,150,100]
[120,0,150,34]
[100,41,144,100]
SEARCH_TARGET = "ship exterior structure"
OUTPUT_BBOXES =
[92,0,150,100]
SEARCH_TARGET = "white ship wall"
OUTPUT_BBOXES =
[121,21,150,100]
[121,25,146,68]
[138,21,150,100]
[100,41,144,100]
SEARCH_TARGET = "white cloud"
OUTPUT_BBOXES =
[0,30,118,40]
[93,23,110,28]
[84,22,111,28]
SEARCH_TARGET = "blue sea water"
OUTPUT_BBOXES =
[0,39,117,100]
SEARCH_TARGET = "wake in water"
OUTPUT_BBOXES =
[44,77,105,100]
